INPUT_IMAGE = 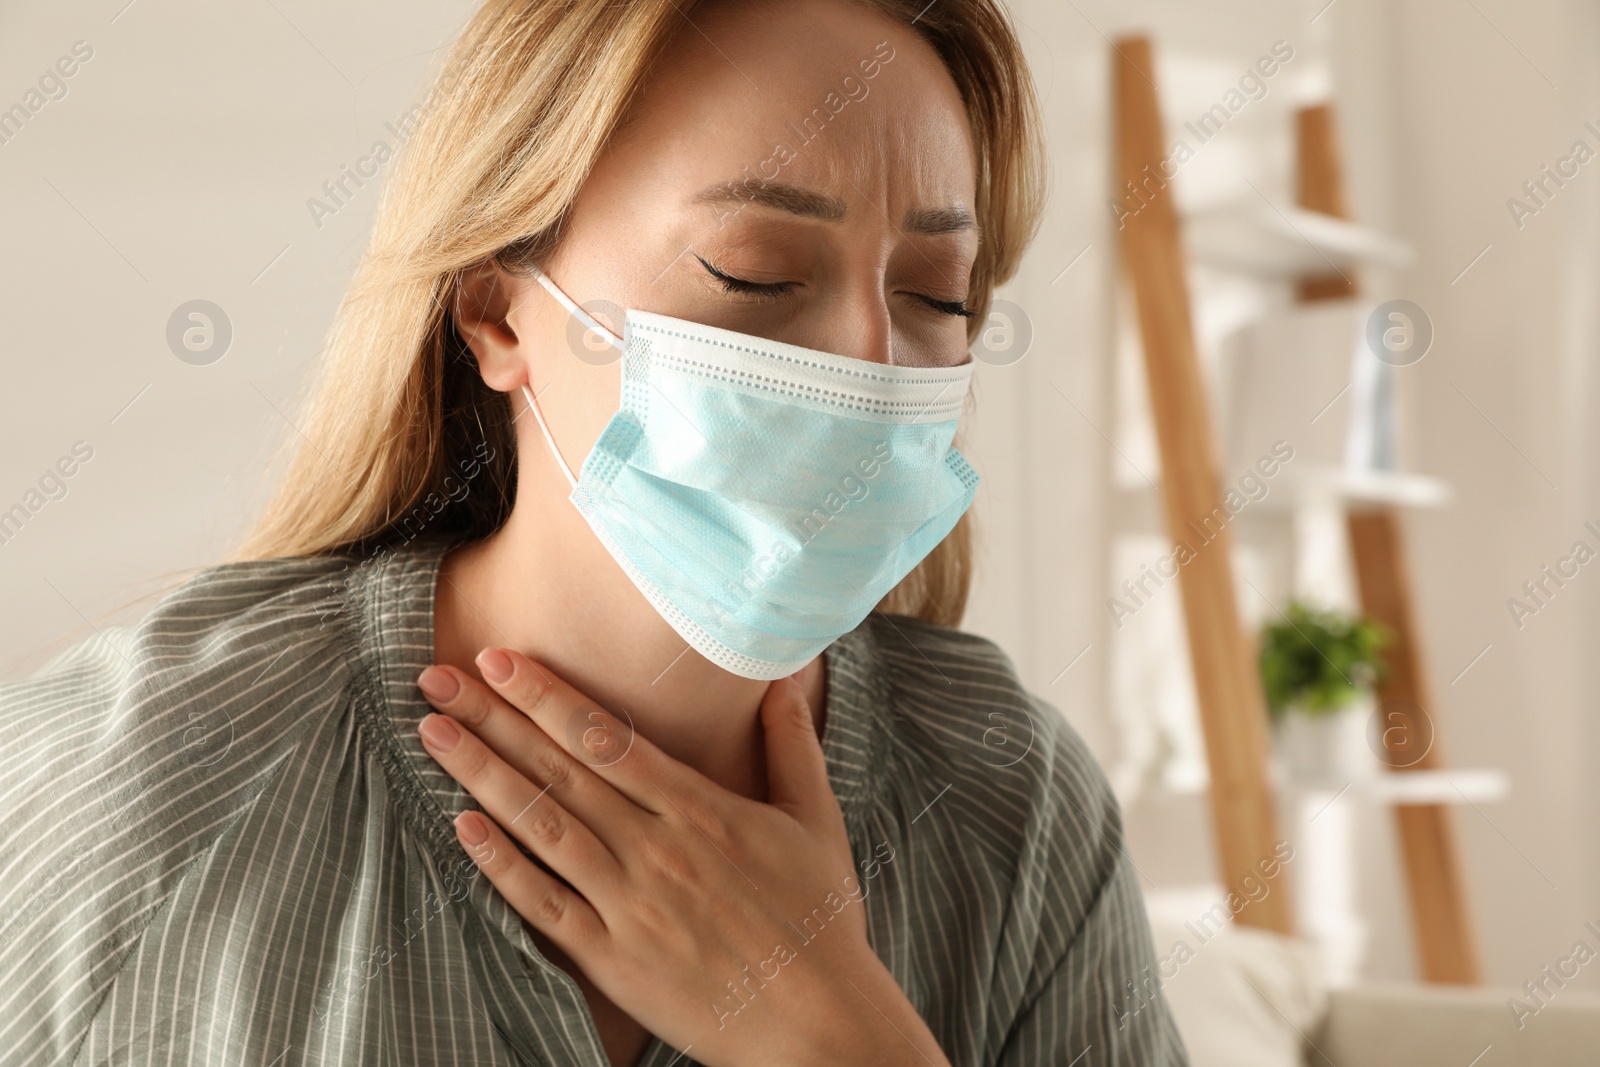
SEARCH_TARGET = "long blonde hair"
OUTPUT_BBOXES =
[232,0,1046,627]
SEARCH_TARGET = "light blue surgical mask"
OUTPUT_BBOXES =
[520,268,980,680]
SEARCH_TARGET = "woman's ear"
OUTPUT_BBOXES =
[452,261,529,392]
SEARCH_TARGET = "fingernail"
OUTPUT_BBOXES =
[455,811,488,846]
[418,666,460,703]
[419,713,461,753]
[477,648,514,685]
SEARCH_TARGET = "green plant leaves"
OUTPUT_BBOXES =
[1257,600,1392,719]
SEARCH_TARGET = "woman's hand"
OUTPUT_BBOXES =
[414,648,951,1067]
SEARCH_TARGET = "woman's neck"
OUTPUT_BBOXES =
[430,486,828,803]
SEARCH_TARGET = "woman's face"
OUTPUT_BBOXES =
[459,0,979,487]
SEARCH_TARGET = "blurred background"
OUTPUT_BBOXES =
[2,0,1597,1059]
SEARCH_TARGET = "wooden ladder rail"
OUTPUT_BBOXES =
[1112,36,1293,934]
[1296,104,1482,984]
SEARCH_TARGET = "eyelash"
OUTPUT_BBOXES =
[694,254,975,319]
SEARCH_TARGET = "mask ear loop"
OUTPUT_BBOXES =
[519,269,627,491]
[530,267,626,351]
[519,382,578,490]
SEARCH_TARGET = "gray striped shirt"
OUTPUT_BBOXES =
[0,538,1188,1065]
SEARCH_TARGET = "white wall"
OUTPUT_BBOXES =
[0,0,482,674]
[1332,0,1600,991]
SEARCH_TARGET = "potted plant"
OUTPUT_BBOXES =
[1258,600,1392,783]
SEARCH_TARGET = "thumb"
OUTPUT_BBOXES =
[760,672,834,819]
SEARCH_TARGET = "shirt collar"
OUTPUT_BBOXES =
[347,536,890,860]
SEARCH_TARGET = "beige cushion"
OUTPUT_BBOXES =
[1319,982,1600,1066]
[1144,891,1328,1067]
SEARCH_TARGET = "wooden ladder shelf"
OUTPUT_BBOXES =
[1111,38,1482,980]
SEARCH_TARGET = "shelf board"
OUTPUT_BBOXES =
[1184,201,1414,277]
[1279,768,1509,805]
[1108,466,1453,530]
[1157,768,1509,805]
[1264,466,1454,511]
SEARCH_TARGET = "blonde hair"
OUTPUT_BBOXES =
[232,0,1046,628]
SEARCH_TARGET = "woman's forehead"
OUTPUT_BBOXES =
[610,0,976,194]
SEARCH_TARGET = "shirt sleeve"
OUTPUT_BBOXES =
[991,695,1191,1066]
[0,558,353,1066]
[993,851,1190,1064]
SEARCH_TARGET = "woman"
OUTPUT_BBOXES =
[0,0,1188,1064]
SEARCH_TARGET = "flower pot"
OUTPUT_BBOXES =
[1271,694,1378,785]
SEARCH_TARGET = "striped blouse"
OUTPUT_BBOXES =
[0,537,1189,1066]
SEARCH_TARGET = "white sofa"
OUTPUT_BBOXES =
[1318,983,1600,1067]
[1144,898,1600,1066]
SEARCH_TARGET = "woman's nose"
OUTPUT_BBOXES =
[798,283,894,366]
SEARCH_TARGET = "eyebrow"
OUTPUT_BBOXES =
[690,180,977,236]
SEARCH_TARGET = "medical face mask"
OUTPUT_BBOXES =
[518,268,980,681]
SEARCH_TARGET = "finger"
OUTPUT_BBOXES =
[419,712,625,898]
[474,647,695,813]
[454,810,608,959]
[418,664,643,850]
[760,673,836,821]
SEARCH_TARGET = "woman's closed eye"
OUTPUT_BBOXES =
[692,253,975,318]
[917,294,977,319]
[694,253,798,300]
